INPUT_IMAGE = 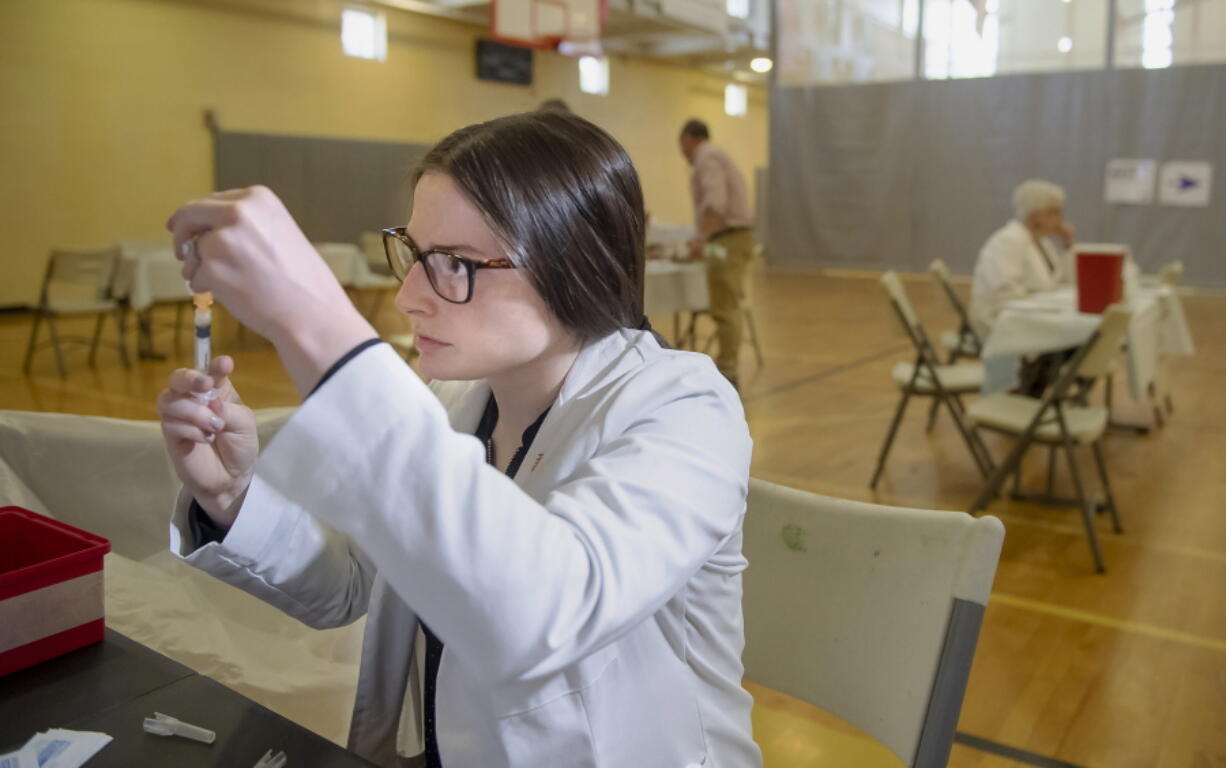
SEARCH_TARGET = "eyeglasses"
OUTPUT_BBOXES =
[382,226,515,304]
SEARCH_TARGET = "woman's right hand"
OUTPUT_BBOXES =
[157,356,258,529]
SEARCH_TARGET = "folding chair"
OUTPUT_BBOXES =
[360,231,395,278]
[1159,260,1183,288]
[1148,260,1182,419]
[386,333,418,363]
[318,241,398,321]
[966,305,1131,573]
[23,248,130,378]
[742,478,1005,768]
[871,272,993,490]
[928,260,982,364]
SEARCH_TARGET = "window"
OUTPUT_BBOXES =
[776,0,919,87]
[578,56,609,95]
[1141,0,1175,69]
[1115,0,1226,69]
[923,0,998,78]
[341,7,387,61]
[727,0,751,20]
[724,83,748,116]
[923,0,1107,79]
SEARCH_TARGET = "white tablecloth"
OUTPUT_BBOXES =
[646,223,693,247]
[115,242,192,312]
[644,260,709,317]
[981,286,1195,398]
[0,409,362,744]
[315,242,398,290]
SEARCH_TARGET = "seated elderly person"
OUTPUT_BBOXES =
[970,179,1075,337]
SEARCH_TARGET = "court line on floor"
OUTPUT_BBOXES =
[0,370,157,413]
[989,591,1226,654]
[954,732,1085,768]
[743,344,910,403]
[988,511,1226,566]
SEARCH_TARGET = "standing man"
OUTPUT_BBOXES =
[680,119,754,388]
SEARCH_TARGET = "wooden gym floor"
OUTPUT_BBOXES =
[2,269,1223,767]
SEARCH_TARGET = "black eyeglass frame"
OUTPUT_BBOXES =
[382,226,515,304]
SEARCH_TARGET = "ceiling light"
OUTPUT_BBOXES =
[750,57,773,73]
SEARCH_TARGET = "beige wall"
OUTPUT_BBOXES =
[0,0,767,306]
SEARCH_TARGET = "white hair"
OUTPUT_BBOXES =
[1012,179,1066,222]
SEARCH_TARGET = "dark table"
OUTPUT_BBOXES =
[0,629,376,767]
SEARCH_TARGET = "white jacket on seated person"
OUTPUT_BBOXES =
[970,219,1070,337]
[168,328,761,768]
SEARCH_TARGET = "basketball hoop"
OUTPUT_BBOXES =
[492,0,604,54]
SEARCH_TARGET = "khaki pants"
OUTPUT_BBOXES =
[705,228,755,378]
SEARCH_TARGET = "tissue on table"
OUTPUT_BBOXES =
[0,729,111,768]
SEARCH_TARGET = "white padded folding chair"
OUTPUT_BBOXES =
[966,305,1131,573]
[1160,260,1184,287]
[360,231,394,278]
[1140,259,1183,291]
[386,333,418,363]
[23,248,130,378]
[928,260,982,364]
[872,272,993,489]
[317,241,398,320]
[1135,260,1182,421]
[742,479,1005,768]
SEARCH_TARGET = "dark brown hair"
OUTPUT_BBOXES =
[414,112,645,342]
[680,119,709,140]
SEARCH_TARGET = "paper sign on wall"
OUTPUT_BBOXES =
[1159,162,1213,207]
[1104,159,1156,204]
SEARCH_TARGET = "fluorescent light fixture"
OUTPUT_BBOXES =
[750,57,773,73]
[341,7,386,61]
[1057,36,1073,53]
[578,56,609,95]
[724,83,747,116]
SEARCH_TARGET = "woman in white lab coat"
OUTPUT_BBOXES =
[157,112,761,768]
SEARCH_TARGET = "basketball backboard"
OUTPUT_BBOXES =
[492,0,603,51]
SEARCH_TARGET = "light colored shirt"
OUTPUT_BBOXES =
[689,141,753,234]
[970,219,1069,336]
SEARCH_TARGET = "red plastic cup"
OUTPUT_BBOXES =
[1075,244,1127,314]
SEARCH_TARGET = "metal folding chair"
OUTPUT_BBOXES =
[966,305,1131,572]
[871,272,993,490]
[743,478,1005,768]
[928,259,983,364]
[23,248,130,378]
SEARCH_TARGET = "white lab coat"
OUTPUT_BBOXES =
[168,329,762,768]
[969,219,1069,336]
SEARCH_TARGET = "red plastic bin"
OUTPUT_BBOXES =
[1075,244,1127,314]
[0,507,110,676]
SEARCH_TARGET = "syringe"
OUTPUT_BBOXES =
[193,291,213,373]
[192,292,218,442]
